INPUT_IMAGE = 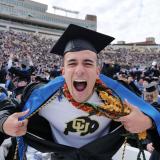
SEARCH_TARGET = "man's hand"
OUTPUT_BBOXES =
[3,110,29,137]
[146,143,154,153]
[115,100,153,133]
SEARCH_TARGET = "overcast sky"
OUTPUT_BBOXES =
[33,0,160,44]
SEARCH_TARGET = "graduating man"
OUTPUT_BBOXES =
[0,24,160,160]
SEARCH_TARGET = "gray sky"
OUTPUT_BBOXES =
[33,0,160,44]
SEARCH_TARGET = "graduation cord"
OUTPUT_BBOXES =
[63,78,131,119]
[121,133,146,160]
[122,137,128,160]
[122,136,146,160]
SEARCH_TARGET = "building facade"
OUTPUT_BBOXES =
[0,0,97,39]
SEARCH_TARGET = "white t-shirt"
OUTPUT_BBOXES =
[39,91,111,148]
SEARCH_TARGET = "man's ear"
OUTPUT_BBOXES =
[61,67,64,75]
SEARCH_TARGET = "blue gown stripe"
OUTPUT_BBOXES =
[20,76,65,119]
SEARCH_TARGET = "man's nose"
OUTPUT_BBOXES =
[75,64,85,76]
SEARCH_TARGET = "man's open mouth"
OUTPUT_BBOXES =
[73,80,87,92]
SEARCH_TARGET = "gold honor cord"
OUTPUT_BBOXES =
[99,91,147,140]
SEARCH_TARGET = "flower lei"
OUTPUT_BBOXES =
[63,78,130,119]
[63,78,147,140]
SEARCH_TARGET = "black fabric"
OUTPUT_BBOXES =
[79,125,125,160]
[0,69,7,83]
[118,80,142,97]
[101,63,117,78]
[146,86,156,92]
[8,66,35,83]
[26,114,55,144]
[7,80,15,92]
[149,150,160,160]
[21,82,45,104]
[64,39,97,54]
[6,138,17,160]
[0,132,8,145]
[12,86,25,97]
[148,129,160,152]
[25,118,125,160]
[50,24,114,56]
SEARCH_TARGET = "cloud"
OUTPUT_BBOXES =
[33,0,160,43]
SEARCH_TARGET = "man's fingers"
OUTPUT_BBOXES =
[17,119,28,127]
[14,123,28,136]
[114,116,128,122]
[13,109,29,119]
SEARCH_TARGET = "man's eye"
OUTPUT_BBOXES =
[85,63,93,66]
[68,63,76,66]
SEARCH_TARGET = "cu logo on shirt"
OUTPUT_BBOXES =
[64,116,99,136]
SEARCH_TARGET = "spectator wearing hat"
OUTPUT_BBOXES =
[143,82,160,160]
[50,64,61,79]
[143,82,160,107]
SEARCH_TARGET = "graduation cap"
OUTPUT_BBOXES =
[50,24,115,56]
[143,82,158,103]
[9,67,31,83]
[145,85,156,92]
[145,82,157,92]
[35,75,49,83]
[13,73,30,84]
[13,86,25,97]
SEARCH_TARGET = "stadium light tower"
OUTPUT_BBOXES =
[52,5,79,17]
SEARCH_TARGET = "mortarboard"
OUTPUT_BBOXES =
[143,82,158,103]
[13,86,25,97]
[146,85,156,92]
[50,24,115,56]
[35,75,49,83]
[9,67,31,83]
[145,82,157,92]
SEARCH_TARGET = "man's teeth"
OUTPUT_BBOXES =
[74,80,86,82]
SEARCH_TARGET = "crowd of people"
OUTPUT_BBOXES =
[100,46,160,68]
[1,30,160,73]
[0,30,61,75]
[0,28,160,160]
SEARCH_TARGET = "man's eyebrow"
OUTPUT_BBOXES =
[66,58,95,64]
[66,59,77,63]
